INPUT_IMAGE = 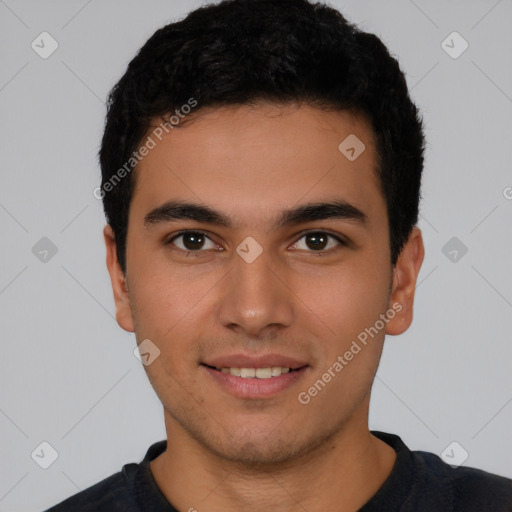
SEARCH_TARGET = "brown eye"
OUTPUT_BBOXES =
[168,231,217,252]
[291,231,346,252]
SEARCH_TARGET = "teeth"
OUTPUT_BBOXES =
[271,366,282,377]
[220,366,293,379]
[256,368,271,379]
[240,368,255,378]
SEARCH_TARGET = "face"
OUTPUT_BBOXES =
[104,102,423,467]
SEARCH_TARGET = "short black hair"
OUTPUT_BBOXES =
[99,0,425,274]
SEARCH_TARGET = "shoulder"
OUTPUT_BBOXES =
[370,431,512,511]
[44,464,139,512]
[416,450,512,511]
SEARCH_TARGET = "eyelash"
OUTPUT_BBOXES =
[165,230,348,255]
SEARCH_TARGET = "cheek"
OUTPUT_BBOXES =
[304,257,390,335]
[127,265,184,346]
[127,254,217,358]
[301,264,389,402]
[128,245,194,318]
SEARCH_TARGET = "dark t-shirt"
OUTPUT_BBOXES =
[44,430,512,511]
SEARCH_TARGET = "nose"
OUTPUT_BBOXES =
[216,244,294,339]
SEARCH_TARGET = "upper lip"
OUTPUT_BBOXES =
[202,354,309,370]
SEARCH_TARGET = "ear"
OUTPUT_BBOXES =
[385,226,425,335]
[103,224,135,333]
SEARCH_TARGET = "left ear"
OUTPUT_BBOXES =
[385,226,425,335]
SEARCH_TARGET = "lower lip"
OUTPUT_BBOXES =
[201,365,309,399]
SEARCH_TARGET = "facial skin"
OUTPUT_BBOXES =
[104,102,424,512]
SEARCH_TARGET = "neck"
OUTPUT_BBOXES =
[150,407,396,511]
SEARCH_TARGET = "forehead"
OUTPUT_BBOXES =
[129,103,384,230]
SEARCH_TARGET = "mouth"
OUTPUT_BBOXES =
[200,363,310,399]
[201,363,307,379]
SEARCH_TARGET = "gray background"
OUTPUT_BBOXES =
[1,0,511,510]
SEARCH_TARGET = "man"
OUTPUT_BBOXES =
[46,0,512,510]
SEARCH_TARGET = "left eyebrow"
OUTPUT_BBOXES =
[143,199,368,230]
[275,200,367,229]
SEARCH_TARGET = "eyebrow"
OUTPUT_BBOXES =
[143,199,368,231]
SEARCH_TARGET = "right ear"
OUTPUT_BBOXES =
[103,224,135,333]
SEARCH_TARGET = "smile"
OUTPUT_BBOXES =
[201,363,309,399]
[203,364,303,379]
